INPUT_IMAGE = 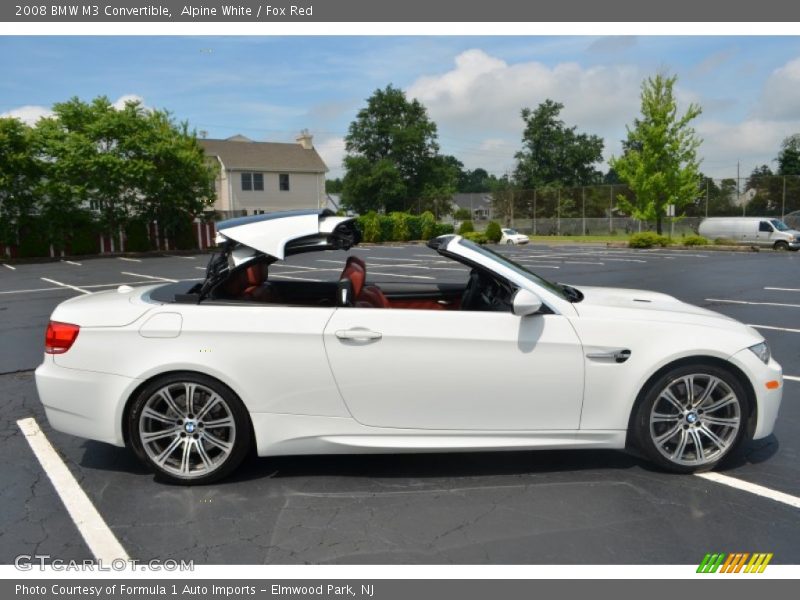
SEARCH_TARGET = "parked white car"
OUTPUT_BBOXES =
[500,228,529,245]
[698,217,800,251]
[36,210,783,484]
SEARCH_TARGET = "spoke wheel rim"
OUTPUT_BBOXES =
[649,373,741,467]
[138,382,236,478]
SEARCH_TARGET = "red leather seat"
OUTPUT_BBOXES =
[221,262,274,301]
[356,285,390,308]
[338,255,389,308]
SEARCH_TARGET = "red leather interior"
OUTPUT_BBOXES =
[357,285,391,308]
[387,298,448,310]
[341,256,366,298]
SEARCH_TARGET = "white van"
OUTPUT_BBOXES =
[698,217,800,251]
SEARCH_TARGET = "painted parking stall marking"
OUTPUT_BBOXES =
[2,263,16,270]
[706,298,800,309]
[749,324,800,334]
[696,472,800,510]
[120,271,178,282]
[40,277,91,295]
[17,418,130,562]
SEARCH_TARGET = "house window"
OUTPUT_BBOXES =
[279,173,290,191]
[241,172,264,191]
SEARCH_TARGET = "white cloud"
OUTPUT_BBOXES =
[0,105,54,125]
[1,95,148,125]
[405,49,642,173]
[112,94,147,110]
[759,57,800,120]
[315,136,346,177]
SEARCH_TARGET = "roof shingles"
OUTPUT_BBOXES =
[199,138,327,173]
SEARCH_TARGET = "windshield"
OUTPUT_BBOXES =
[503,229,518,235]
[770,219,790,231]
[456,238,574,301]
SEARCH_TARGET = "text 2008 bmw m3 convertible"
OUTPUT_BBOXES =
[36,210,783,484]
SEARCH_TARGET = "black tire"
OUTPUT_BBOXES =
[632,363,750,474]
[506,239,513,245]
[774,241,789,251]
[128,372,252,485]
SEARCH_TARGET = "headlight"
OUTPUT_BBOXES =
[748,341,771,364]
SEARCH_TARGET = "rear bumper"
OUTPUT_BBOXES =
[34,358,139,447]
[729,349,783,440]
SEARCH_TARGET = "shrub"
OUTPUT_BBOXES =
[454,208,471,220]
[682,235,709,246]
[125,219,152,252]
[357,212,383,243]
[628,232,673,248]
[458,220,474,234]
[462,231,488,244]
[484,221,502,243]
[389,211,411,241]
[419,211,437,239]
[432,223,454,237]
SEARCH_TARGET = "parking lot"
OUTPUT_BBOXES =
[1,243,798,564]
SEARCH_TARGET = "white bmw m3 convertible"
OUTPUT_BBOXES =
[36,210,783,484]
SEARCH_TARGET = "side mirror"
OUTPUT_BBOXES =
[512,288,543,317]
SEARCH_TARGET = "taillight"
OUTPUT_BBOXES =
[45,321,80,354]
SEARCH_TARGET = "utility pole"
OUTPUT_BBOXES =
[705,178,709,218]
[738,161,744,216]
[782,175,787,219]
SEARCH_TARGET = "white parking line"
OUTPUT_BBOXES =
[163,254,197,260]
[2,263,16,270]
[62,260,82,266]
[749,324,800,334]
[270,274,324,282]
[17,418,130,562]
[120,271,178,283]
[695,472,800,509]
[0,281,161,295]
[785,375,800,383]
[40,277,91,295]
[370,271,435,280]
[117,257,142,263]
[195,266,206,270]
[706,298,800,308]
[765,287,800,292]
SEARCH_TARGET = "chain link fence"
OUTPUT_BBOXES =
[455,176,800,236]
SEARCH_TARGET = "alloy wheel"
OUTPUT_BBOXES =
[648,374,741,467]
[138,381,237,479]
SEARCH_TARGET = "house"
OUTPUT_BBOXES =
[199,131,328,218]
[451,193,493,220]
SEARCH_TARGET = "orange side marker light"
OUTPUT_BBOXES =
[765,380,780,390]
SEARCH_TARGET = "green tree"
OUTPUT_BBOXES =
[342,85,449,213]
[325,178,344,193]
[610,74,703,234]
[514,99,604,189]
[778,134,800,176]
[0,118,41,247]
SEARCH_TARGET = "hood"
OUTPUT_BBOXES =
[572,285,759,337]
[215,209,359,262]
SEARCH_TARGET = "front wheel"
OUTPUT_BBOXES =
[774,241,789,251]
[128,373,252,484]
[506,239,514,245]
[633,364,749,473]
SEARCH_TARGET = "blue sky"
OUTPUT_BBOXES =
[2,36,800,179]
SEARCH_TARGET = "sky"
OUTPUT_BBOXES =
[2,35,800,180]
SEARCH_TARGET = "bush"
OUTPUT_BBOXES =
[484,221,502,243]
[682,235,709,246]
[125,219,153,252]
[389,212,411,241]
[628,232,673,248]
[357,212,383,243]
[454,208,471,220]
[458,220,475,234]
[419,211,437,240]
[462,231,488,244]
[432,223,454,237]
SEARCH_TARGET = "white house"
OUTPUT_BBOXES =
[199,131,328,218]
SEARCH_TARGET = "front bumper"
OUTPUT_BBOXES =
[34,358,140,447]
[729,348,783,439]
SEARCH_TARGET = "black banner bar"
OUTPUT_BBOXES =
[3,0,800,22]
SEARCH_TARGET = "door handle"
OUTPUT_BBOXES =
[335,328,383,341]
[586,349,631,363]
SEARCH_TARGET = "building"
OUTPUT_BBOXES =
[451,193,493,220]
[199,131,328,218]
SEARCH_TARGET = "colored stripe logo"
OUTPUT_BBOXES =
[697,553,773,573]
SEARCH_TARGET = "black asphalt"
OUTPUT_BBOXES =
[0,244,798,564]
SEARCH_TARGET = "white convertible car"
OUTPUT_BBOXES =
[36,210,783,484]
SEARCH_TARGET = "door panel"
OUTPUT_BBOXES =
[323,308,585,430]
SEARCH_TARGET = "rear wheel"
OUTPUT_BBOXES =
[774,241,789,251]
[633,363,748,473]
[128,373,252,484]
[506,239,514,245]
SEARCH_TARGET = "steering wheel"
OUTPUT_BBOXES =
[461,269,484,310]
